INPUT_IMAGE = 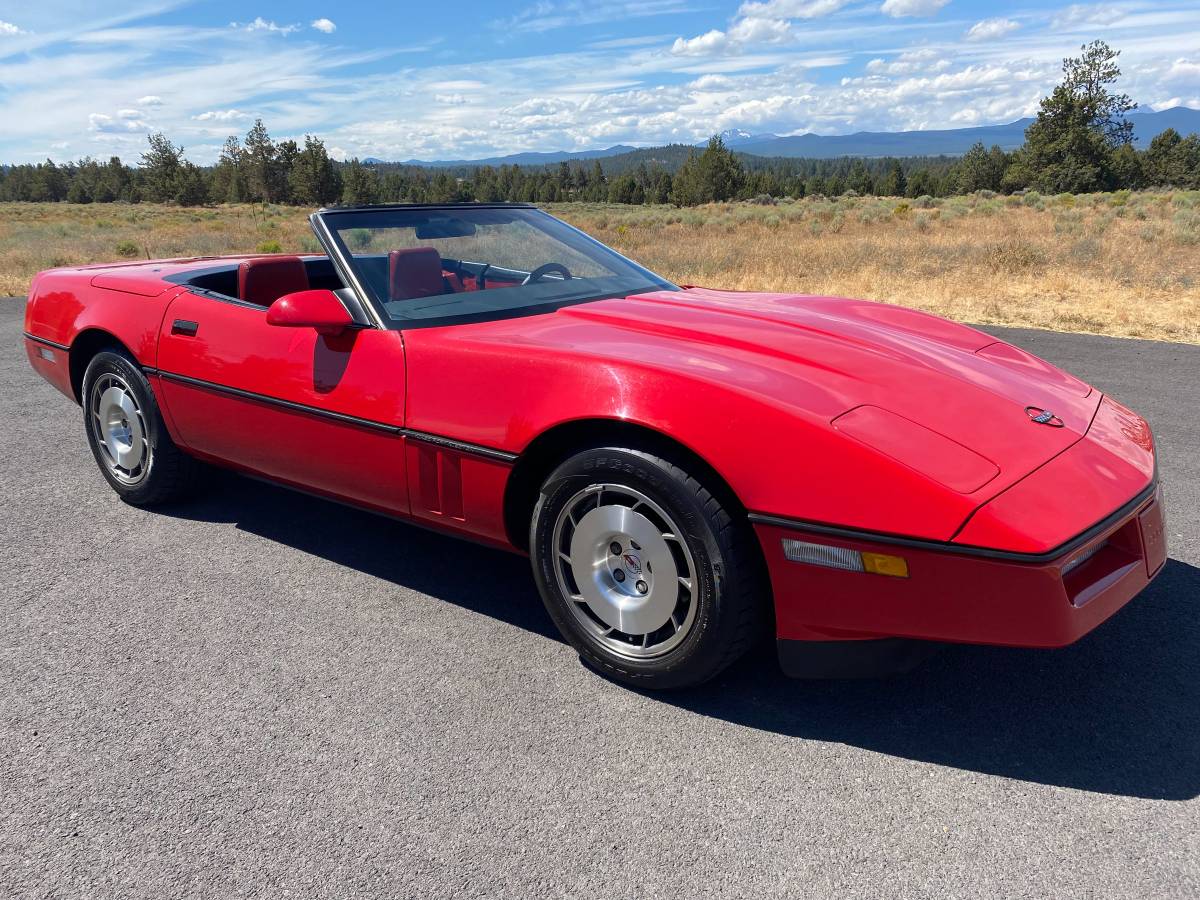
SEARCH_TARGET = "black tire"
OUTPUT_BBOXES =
[81,349,202,506]
[530,447,767,690]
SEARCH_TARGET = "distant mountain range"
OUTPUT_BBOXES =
[387,145,638,168]
[384,106,1199,168]
[724,107,1200,158]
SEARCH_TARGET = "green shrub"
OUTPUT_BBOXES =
[982,239,1048,272]
[1173,210,1200,245]
[255,240,283,253]
[346,228,373,249]
[115,240,139,258]
[1022,190,1043,207]
[1053,209,1083,235]
[893,202,911,217]
[1070,238,1101,262]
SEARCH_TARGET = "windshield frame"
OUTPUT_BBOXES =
[309,203,678,330]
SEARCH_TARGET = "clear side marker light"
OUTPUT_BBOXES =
[781,539,908,577]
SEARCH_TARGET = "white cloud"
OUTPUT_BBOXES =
[965,18,1019,42]
[674,0,857,57]
[498,1,690,34]
[0,20,29,36]
[434,93,468,105]
[729,17,792,44]
[737,0,848,17]
[232,17,300,35]
[193,109,251,121]
[672,15,792,56]
[1051,4,1126,28]
[1163,58,1200,83]
[116,108,143,119]
[88,112,147,133]
[672,29,729,56]
[137,95,163,106]
[880,0,950,18]
[311,18,336,34]
[865,48,949,75]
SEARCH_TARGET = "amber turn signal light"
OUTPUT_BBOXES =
[861,552,909,578]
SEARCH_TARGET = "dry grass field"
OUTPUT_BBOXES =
[2,191,1198,342]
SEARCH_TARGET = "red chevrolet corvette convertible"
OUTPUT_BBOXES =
[24,203,1165,687]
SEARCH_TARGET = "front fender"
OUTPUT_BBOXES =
[402,319,976,542]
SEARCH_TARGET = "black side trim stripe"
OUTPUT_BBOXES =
[152,369,518,463]
[401,429,519,463]
[748,478,1157,565]
[23,331,70,351]
[186,287,268,311]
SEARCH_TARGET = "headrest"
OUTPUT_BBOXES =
[238,256,310,306]
[388,247,446,300]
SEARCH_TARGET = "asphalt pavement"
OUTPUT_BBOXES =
[2,297,1197,898]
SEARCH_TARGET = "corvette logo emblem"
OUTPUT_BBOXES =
[1025,406,1065,427]
[622,553,643,575]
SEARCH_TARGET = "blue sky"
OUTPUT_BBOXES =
[0,1,1197,164]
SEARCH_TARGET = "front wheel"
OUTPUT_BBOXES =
[530,447,766,689]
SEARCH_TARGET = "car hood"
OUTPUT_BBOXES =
[559,288,1099,500]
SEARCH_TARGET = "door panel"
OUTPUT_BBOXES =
[156,292,408,515]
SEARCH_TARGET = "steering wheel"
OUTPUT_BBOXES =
[522,262,573,286]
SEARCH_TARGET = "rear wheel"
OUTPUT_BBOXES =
[81,350,202,506]
[530,447,765,689]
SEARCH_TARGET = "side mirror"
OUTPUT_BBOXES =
[266,290,354,336]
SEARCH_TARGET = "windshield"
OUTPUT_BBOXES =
[316,205,677,327]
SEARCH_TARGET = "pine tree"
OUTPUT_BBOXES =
[696,135,744,201]
[847,159,873,195]
[340,159,378,205]
[211,136,245,203]
[174,161,210,206]
[243,119,280,204]
[139,134,183,202]
[879,159,906,197]
[289,135,340,205]
[955,142,1007,192]
[1013,40,1135,193]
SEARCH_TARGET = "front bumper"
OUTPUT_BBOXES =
[754,482,1166,676]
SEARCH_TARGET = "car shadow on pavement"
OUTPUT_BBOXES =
[173,471,1200,802]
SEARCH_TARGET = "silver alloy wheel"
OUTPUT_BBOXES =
[89,372,150,485]
[551,483,699,660]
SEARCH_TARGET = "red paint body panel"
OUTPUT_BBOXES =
[23,249,1164,656]
[953,396,1155,553]
[402,288,1103,540]
[406,441,512,544]
[155,291,409,515]
[24,338,74,398]
[24,269,188,386]
[831,405,999,493]
[762,486,1164,646]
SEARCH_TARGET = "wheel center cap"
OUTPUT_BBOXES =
[622,552,642,576]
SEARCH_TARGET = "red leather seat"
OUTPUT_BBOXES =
[238,256,310,306]
[389,248,454,300]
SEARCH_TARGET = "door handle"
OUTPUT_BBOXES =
[171,319,199,337]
